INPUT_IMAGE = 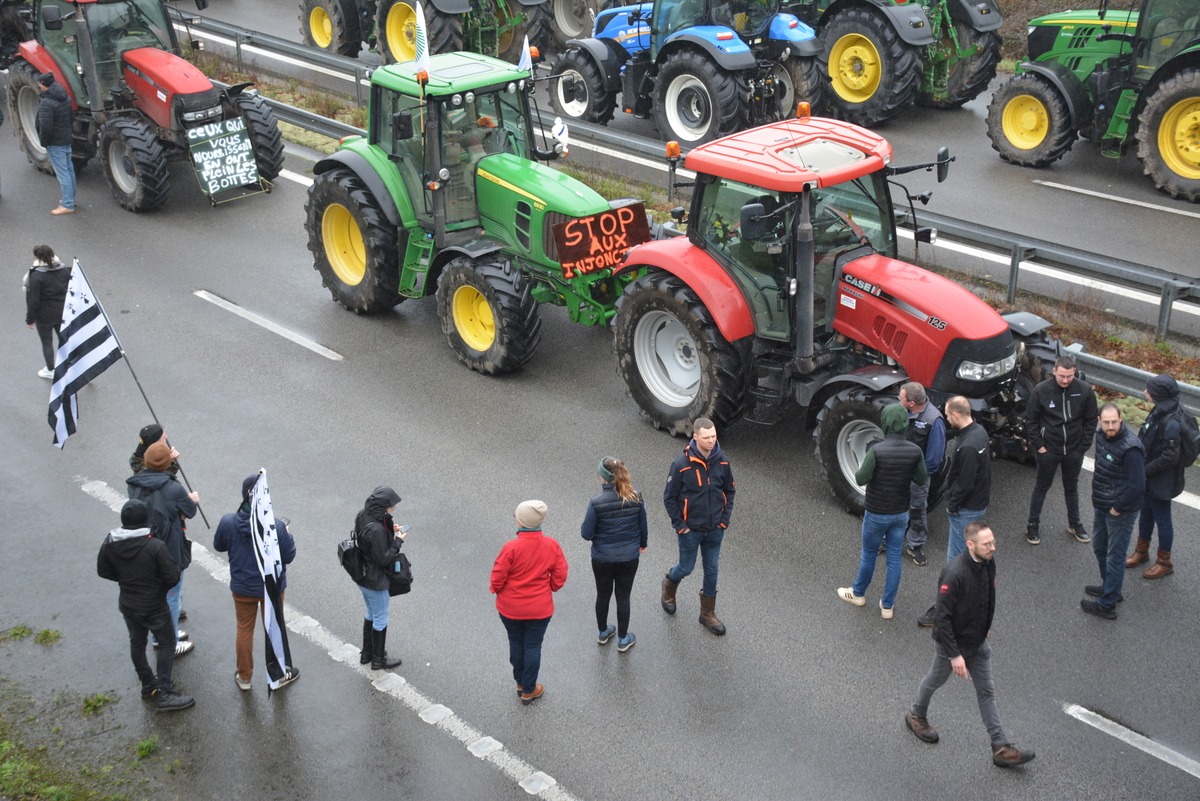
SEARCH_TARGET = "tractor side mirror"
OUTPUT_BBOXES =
[740,202,766,241]
[42,4,62,30]
[936,146,951,183]
[392,110,413,144]
[195,0,209,9]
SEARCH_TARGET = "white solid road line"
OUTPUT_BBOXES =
[1033,180,1200,220]
[80,479,579,801]
[1064,703,1200,779]
[279,168,314,187]
[1081,456,1200,510]
[193,290,344,362]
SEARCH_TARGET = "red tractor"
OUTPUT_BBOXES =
[5,0,284,211]
[613,108,1057,512]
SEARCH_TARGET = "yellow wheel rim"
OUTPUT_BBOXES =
[497,0,517,58]
[385,2,417,62]
[1000,93,1049,150]
[452,284,495,352]
[1157,96,1200,180]
[828,33,882,104]
[308,7,333,49]
[321,203,366,286]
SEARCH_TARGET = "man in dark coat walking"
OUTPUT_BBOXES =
[34,72,76,214]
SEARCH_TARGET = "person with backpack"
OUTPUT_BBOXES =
[353,486,405,670]
[1127,374,1190,579]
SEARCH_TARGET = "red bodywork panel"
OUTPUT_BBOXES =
[122,47,214,129]
[682,116,892,193]
[833,254,1008,386]
[17,41,76,106]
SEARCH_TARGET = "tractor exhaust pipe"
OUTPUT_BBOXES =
[793,189,819,373]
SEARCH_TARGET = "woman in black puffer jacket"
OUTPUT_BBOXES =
[581,457,648,653]
[355,486,405,670]
[25,244,70,379]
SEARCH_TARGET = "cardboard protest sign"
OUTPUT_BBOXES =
[188,117,261,197]
[553,203,651,279]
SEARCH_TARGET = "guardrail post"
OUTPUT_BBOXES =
[356,67,368,108]
[1157,283,1181,342]
[1007,246,1036,304]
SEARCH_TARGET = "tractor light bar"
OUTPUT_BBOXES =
[956,352,1017,382]
[716,32,734,40]
[182,106,222,122]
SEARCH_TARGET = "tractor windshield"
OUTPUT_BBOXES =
[712,0,780,38]
[810,174,895,266]
[653,0,780,43]
[1139,0,1199,72]
[86,0,174,96]
[438,88,528,224]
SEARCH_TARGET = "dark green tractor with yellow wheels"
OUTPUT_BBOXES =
[303,51,651,373]
[986,0,1200,202]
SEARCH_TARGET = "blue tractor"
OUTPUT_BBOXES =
[548,0,821,143]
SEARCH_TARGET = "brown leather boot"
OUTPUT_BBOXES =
[698,592,726,636]
[1143,550,1173,579]
[661,574,679,615]
[1125,538,1151,568]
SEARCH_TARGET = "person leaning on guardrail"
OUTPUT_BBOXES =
[1127,375,1187,580]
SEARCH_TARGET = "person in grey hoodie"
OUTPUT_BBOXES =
[24,244,70,379]
[97,500,194,712]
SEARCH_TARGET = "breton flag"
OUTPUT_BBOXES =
[516,34,532,72]
[413,2,430,74]
[48,260,124,448]
[249,470,297,691]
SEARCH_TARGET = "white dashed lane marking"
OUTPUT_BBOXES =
[1064,704,1200,779]
[193,290,344,362]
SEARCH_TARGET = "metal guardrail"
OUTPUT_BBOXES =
[1071,351,1200,418]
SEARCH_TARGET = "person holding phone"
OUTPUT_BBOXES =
[354,486,405,670]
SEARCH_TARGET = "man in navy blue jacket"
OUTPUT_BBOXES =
[662,417,736,635]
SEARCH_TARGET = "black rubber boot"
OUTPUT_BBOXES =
[360,619,374,665]
[371,627,402,670]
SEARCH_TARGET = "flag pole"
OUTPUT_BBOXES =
[75,260,210,529]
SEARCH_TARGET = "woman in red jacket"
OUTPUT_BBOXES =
[490,500,568,705]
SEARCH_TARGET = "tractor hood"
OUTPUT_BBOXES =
[122,47,214,95]
[1026,8,1138,61]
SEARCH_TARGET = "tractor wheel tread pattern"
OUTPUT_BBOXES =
[427,4,466,56]
[813,386,893,515]
[653,49,745,145]
[818,7,921,128]
[8,62,54,174]
[550,48,617,124]
[299,0,362,58]
[1136,67,1200,203]
[985,73,1075,168]
[525,1,555,55]
[917,27,1000,110]
[100,117,171,212]
[780,55,825,117]
[435,257,543,375]
[232,94,285,181]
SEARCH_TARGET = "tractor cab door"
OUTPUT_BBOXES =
[375,87,431,224]
[37,0,89,105]
[650,0,705,58]
[1136,0,1200,78]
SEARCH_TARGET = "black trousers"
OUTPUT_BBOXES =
[592,558,640,637]
[35,321,60,371]
[123,605,176,692]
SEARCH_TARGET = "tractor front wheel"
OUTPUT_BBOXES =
[231,93,285,180]
[986,73,1075,168]
[818,7,921,127]
[300,0,361,57]
[1136,67,1200,203]
[814,386,894,515]
[653,50,744,145]
[99,118,170,212]
[305,169,403,314]
[435,257,542,375]
[377,0,418,63]
[613,271,745,436]
[550,48,616,124]
[7,62,52,174]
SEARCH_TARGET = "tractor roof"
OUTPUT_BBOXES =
[683,116,893,193]
[372,51,531,97]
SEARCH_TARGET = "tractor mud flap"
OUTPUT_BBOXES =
[875,3,937,47]
[949,0,1003,33]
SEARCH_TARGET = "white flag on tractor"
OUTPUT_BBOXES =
[414,2,431,74]
[517,34,532,72]
[249,471,296,691]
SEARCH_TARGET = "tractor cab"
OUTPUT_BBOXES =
[650,0,784,57]
[1132,0,1200,77]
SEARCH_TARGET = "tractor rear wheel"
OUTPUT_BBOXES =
[426,3,465,55]
[8,62,52,174]
[100,118,170,212]
[814,386,893,515]
[550,48,616,124]
[525,1,555,54]
[306,169,404,314]
[377,0,418,63]
[653,49,744,145]
[613,271,745,436]
[231,94,285,181]
[435,257,542,375]
[300,0,361,58]
[491,0,528,62]
[1136,67,1200,203]
[773,55,824,118]
[818,7,921,127]
[551,0,596,47]
[986,73,1075,168]
[918,23,1000,110]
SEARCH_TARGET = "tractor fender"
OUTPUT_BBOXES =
[439,229,505,260]
[14,49,78,106]
[660,30,756,72]
[220,82,253,99]
[1002,311,1053,340]
[617,238,755,343]
[428,0,471,14]
[859,1,937,47]
[770,14,821,57]
[313,150,402,228]
[1016,60,1094,131]
[948,0,1003,34]
[567,38,628,90]
[806,367,908,411]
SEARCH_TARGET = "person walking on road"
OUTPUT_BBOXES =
[129,423,180,475]
[1024,355,1098,545]
[581,457,648,653]
[904,521,1035,769]
[1127,374,1187,580]
[838,404,926,619]
[35,72,76,215]
[214,475,299,691]
[353,486,406,670]
[661,418,736,635]
[900,382,946,567]
[24,244,69,379]
[491,500,569,705]
[126,441,197,657]
[97,500,195,712]
[1081,404,1145,620]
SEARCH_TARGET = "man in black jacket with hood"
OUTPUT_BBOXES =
[34,72,75,215]
[97,500,194,712]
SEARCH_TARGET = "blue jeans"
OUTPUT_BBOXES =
[1138,495,1174,552]
[47,145,76,209]
[360,586,391,631]
[853,511,907,608]
[166,574,183,632]
[912,639,1008,746]
[947,508,987,562]
[500,614,551,692]
[668,528,724,597]
[1093,507,1138,609]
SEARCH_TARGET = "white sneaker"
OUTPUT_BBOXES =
[234,672,251,691]
[880,601,894,620]
[37,367,53,379]
[837,587,866,607]
[174,641,194,657]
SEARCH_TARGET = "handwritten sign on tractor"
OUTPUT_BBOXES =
[553,203,651,279]
[187,117,260,197]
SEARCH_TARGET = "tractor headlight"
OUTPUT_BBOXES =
[956,351,1017,382]
[182,105,222,122]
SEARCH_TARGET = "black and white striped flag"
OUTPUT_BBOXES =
[249,471,296,690]
[48,260,124,448]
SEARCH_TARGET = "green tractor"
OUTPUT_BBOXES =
[303,51,651,373]
[986,0,1200,202]
[787,0,1002,127]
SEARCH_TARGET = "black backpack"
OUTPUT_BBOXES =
[338,529,367,583]
[1175,408,1200,467]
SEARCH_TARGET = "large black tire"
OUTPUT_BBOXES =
[299,0,361,58]
[813,386,894,515]
[435,257,542,375]
[653,49,744,145]
[1136,67,1200,203]
[613,272,746,436]
[917,24,1000,110]
[8,61,52,174]
[377,0,418,64]
[426,3,465,55]
[305,169,404,314]
[99,118,170,212]
[490,0,528,63]
[550,0,596,47]
[549,48,616,124]
[985,72,1075,168]
[818,7,921,127]
[524,1,555,54]
[774,55,824,118]
[231,93,285,181]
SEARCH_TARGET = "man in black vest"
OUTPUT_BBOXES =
[900,382,945,567]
